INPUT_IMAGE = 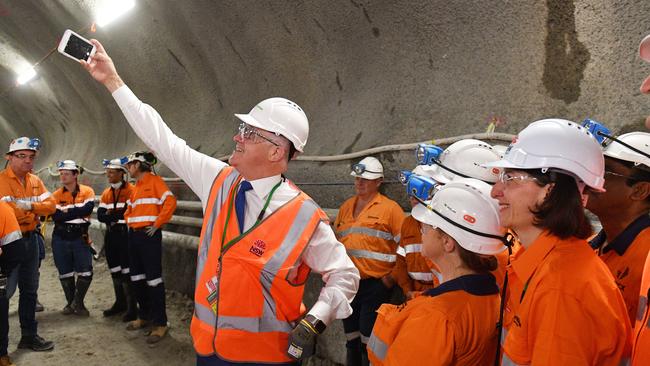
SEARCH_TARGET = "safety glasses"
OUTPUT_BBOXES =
[497,171,540,185]
[604,170,640,181]
[238,123,280,147]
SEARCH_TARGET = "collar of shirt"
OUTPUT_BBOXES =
[62,184,79,193]
[353,192,385,215]
[247,175,283,201]
[423,273,499,297]
[591,214,650,256]
[510,231,558,284]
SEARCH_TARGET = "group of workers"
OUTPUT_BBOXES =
[0,30,647,366]
[0,137,177,365]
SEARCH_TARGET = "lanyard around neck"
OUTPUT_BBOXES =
[219,179,282,255]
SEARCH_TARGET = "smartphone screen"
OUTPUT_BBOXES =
[64,33,94,61]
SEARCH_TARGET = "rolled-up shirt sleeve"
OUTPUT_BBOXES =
[112,85,227,206]
[304,221,360,325]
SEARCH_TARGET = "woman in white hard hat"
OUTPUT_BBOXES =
[368,178,506,366]
[487,118,631,365]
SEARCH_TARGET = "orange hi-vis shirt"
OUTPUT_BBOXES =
[392,215,441,294]
[368,273,500,366]
[501,232,631,365]
[124,172,176,229]
[191,167,329,363]
[590,214,650,325]
[0,167,55,232]
[0,201,22,246]
[51,184,95,225]
[632,252,650,365]
[98,182,135,225]
[493,235,522,290]
[335,193,404,279]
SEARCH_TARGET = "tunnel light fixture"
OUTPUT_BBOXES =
[96,0,135,27]
[16,67,37,85]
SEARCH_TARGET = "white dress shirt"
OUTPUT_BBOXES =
[112,85,359,325]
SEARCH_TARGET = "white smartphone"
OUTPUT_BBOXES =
[57,29,96,62]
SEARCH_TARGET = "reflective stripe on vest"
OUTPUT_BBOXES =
[127,215,158,224]
[0,229,21,246]
[347,249,396,263]
[408,271,433,282]
[338,226,395,241]
[64,218,88,224]
[367,332,388,362]
[99,202,126,209]
[195,169,241,289]
[193,199,320,334]
[396,245,406,257]
[404,243,422,254]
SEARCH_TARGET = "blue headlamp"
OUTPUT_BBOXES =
[398,170,438,201]
[27,138,41,150]
[415,144,444,165]
[581,118,612,145]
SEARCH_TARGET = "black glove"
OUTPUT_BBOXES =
[287,317,322,360]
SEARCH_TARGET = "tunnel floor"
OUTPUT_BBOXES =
[5,250,195,366]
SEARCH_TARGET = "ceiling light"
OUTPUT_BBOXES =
[96,0,135,27]
[16,67,36,85]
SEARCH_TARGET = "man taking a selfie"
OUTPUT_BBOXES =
[80,40,359,365]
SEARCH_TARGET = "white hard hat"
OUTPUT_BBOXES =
[427,139,502,184]
[603,132,650,169]
[411,178,506,255]
[412,164,436,177]
[127,151,157,165]
[57,160,79,172]
[7,137,41,154]
[492,145,508,159]
[103,157,128,173]
[484,119,605,191]
[351,156,384,180]
[640,34,650,62]
[234,97,309,152]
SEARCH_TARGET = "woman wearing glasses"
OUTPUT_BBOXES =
[367,178,507,366]
[487,119,631,365]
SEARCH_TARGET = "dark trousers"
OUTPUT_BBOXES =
[5,233,41,340]
[196,354,299,366]
[52,233,93,278]
[128,229,167,326]
[105,226,130,276]
[342,278,391,366]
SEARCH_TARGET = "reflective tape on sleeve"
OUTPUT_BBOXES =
[337,227,395,241]
[403,243,422,254]
[347,249,396,263]
[367,332,388,362]
[0,229,21,246]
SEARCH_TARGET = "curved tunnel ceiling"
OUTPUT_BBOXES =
[0,0,649,197]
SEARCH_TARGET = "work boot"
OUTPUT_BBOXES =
[17,334,54,351]
[0,355,15,366]
[126,318,150,331]
[146,325,168,344]
[103,275,126,317]
[59,277,76,315]
[72,275,92,317]
[35,298,44,312]
[122,277,138,322]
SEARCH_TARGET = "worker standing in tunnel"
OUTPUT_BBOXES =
[97,157,137,322]
[0,201,24,366]
[586,131,650,326]
[334,156,404,366]
[80,39,359,366]
[123,151,176,344]
[51,160,95,316]
[0,137,54,353]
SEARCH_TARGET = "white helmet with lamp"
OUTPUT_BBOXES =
[411,178,506,255]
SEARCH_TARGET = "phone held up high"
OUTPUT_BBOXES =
[57,29,96,62]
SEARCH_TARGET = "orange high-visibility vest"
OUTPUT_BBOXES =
[0,167,55,232]
[190,167,328,363]
[0,201,21,246]
[632,252,650,365]
[368,274,500,366]
[124,172,176,229]
[99,182,135,225]
[52,184,95,224]
[335,194,404,279]
[392,216,441,294]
